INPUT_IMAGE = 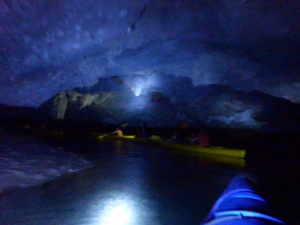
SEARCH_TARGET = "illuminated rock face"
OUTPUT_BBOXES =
[1,1,300,128]
[40,90,177,127]
[50,92,68,120]
[39,77,300,129]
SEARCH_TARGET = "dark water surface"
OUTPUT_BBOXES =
[0,137,298,225]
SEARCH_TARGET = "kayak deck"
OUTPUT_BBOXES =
[201,173,285,225]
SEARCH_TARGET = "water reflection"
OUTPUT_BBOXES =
[0,139,241,225]
[114,140,122,155]
[90,194,136,225]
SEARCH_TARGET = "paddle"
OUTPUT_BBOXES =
[98,123,128,139]
[98,133,110,139]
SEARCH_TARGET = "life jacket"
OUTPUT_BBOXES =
[196,134,209,146]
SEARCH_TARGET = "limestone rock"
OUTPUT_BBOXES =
[50,92,68,120]
[79,94,100,109]
[66,91,82,102]
[38,84,300,130]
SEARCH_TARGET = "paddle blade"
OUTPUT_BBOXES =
[98,134,108,139]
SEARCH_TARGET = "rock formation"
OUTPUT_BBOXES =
[39,82,300,130]
[50,92,68,120]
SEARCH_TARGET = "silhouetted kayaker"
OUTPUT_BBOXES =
[112,128,123,137]
[191,130,210,146]
[140,126,148,138]
[169,131,181,142]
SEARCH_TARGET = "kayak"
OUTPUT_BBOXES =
[96,134,245,167]
[96,134,246,158]
[201,173,285,225]
[153,140,246,158]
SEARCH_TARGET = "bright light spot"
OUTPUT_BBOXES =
[92,195,136,225]
[128,75,147,97]
[101,199,133,225]
[133,86,142,96]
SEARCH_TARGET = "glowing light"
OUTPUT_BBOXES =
[127,75,147,97]
[100,198,133,225]
[90,195,137,225]
[133,86,142,96]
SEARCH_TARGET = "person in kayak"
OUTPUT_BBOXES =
[191,130,210,146]
[112,127,123,137]
[140,126,148,138]
[168,131,182,142]
[137,124,148,138]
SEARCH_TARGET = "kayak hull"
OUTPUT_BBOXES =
[155,141,246,158]
[201,174,285,225]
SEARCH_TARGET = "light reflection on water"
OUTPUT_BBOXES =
[88,193,143,225]
[98,196,134,225]
[0,139,242,225]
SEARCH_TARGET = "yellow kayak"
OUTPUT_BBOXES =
[96,134,246,158]
[155,141,246,158]
[96,134,245,167]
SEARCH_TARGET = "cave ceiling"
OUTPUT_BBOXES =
[0,0,299,107]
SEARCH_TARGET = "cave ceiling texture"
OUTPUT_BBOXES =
[1,0,300,129]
